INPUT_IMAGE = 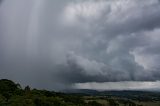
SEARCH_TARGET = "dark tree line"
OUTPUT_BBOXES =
[0,79,102,106]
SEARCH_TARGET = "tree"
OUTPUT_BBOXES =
[24,86,31,92]
[0,79,19,100]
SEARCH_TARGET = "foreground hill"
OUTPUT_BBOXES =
[0,79,160,106]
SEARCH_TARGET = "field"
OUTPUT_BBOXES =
[82,96,160,106]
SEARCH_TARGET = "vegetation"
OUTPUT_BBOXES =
[0,79,160,106]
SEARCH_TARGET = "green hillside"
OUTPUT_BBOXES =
[0,79,160,106]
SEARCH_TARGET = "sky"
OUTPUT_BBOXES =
[0,0,160,91]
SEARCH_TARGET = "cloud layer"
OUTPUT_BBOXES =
[74,81,160,91]
[0,0,160,90]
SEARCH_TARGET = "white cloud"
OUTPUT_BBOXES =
[64,0,109,24]
[67,52,106,76]
[74,81,160,91]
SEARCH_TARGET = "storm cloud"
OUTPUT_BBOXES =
[0,0,160,90]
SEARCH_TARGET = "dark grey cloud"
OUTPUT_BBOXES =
[0,0,160,90]
[0,0,2,4]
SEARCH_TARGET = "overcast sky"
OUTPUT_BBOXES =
[0,0,160,91]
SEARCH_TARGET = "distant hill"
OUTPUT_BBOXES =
[63,89,99,95]
[63,89,160,101]
[63,88,160,95]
